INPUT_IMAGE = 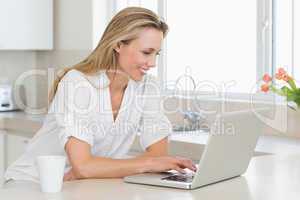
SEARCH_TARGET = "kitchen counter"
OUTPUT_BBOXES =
[0,110,44,136]
[0,154,299,200]
[1,111,300,159]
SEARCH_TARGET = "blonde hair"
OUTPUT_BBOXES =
[48,7,168,103]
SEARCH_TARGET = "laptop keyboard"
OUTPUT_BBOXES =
[161,174,194,183]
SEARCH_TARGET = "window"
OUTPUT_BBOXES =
[108,0,299,97]
[293,0,300,81]
[274,0,299,82]
[273,0,293,75]
[165,0,257,94]
[115,0,157,13]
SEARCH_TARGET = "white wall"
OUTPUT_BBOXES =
[53,0,93,50]
[0,0,109,111]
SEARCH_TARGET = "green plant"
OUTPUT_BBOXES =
[261,68,300,109]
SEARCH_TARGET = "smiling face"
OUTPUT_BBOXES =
[114,27,164,81]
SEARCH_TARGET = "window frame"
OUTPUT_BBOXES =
[272,0,294,76]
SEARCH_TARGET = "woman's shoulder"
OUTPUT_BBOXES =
[61,69,108,89]
[60,69,87,83]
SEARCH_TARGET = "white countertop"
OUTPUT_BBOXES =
[0,110,44,123]
[0,154,299,200]
[0,110,44,136]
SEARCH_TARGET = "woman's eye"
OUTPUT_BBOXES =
[142,51,151,55]
[142,51,160,56]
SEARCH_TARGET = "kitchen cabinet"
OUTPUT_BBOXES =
[5,132,30,167]
[0,130,5,187]
[0,0,53,50]
[0,130,30,187]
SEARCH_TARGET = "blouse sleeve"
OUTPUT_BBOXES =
[138,76,172,151]
[48,70,96,149]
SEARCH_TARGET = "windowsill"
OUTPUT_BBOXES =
[162,89,288,104]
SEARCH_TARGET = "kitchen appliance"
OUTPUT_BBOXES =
[0,84,19,111]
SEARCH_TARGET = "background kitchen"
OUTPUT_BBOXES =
[1,0,300,187]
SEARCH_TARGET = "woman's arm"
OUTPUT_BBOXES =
[63,137,196,181]
[138,137,168,157]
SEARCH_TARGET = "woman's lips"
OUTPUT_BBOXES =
[140,67,149,74]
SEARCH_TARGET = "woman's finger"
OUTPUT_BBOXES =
[173,165,186,174]
[63,169,76,182]
[177,159,197,172]
[63,175,70,182]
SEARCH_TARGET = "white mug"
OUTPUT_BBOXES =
[36,155,66,193]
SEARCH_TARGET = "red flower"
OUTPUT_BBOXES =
[278,68,286,76]
[275,68,289,81]
[261,83,270,92]
[263,74,272,83]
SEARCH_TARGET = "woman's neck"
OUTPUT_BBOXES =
[106,71,129,93]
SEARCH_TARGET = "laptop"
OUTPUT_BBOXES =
[124,109,267,189]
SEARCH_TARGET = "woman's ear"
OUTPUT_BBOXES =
[114,41,123,53]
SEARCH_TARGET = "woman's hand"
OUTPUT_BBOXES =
[141,156,197,174]
[62,156,196,180]
[63,168,77,182]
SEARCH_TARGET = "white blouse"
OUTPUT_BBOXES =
[4,70,171,183]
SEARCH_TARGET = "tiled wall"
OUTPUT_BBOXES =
[0,51,37,108]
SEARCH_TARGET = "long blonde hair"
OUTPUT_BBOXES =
[48,7,168,103]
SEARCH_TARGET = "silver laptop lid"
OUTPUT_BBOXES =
[191,109,267,188]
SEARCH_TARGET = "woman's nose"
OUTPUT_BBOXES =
[147,57,156,68]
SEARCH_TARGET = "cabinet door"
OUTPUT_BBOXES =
[0,0,53,50]
[6,133,30,167]
[0,130,7,187]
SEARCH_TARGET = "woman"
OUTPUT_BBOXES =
[4,7,196,183]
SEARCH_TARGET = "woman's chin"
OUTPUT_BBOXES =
[133,76,143,81]
[131,74,144,81]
